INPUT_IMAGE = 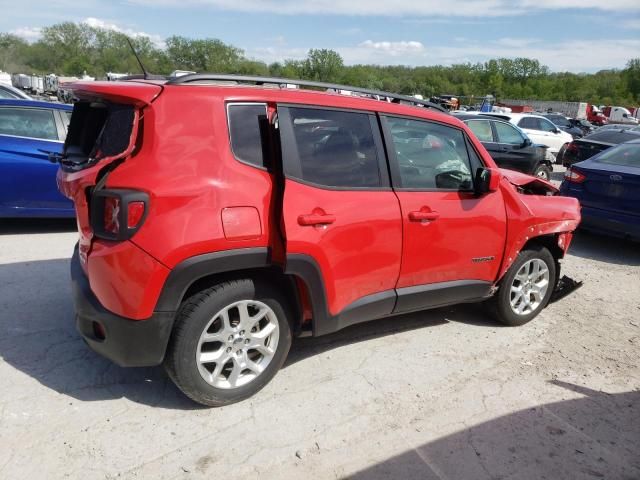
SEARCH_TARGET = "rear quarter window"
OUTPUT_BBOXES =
[227,103,269,169]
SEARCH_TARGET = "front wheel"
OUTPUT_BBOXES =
[533,164,552,181]
[488,246,556,326]
[164,278,292,407]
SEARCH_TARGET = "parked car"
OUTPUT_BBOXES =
[57,76,580,407]
[560,139,640,240]
[569,118,595,136]
[454,113,553,180]
[0,83,32,100]
[541,113,583,139]
[0,99,74,217]
[480,112,573,161]
[561,128,640,167]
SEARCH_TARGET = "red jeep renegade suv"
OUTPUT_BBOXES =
[57,75,580,406]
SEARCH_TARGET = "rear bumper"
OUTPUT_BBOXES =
[580,206,640,241]
[71,245,175,367]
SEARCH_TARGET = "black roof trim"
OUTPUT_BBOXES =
[165,73,447,113]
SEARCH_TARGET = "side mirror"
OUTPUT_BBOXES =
[521,138,532,147]
[475,167,501,195]
[554,128,561,134]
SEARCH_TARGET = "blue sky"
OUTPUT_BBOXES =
[1,0,639,72]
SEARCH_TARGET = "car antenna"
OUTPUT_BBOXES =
[126,37,149,79]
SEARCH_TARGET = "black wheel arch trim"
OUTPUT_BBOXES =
[154,247,271,312]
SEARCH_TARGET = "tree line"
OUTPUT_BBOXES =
[1,21,639,106]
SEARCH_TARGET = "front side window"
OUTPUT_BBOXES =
[228,103,269,168]
[466,120,493,142]
[386,117,474,190]
[283,107,381,188]
[0,107,58,140]
[495,121,526,145]
[539,118,558,132]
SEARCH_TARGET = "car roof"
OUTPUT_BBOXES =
[0,98,72,110]
[454,113,510,122]
[507,112,547,120]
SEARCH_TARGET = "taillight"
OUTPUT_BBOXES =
[564,169,586,183]
[91,189,149,240]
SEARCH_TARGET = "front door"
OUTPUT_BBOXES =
[277,105,403,328]
[380,115,507,313]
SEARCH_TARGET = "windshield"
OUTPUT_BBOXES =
[596,143,640,167]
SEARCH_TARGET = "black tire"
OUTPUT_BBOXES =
[164,278,293,407]
[488,246,556,327]
[533,164,552,181]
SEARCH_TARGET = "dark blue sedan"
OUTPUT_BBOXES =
[560,138,640,241]
[0,99,74,217]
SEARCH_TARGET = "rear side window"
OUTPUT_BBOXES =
[385,116,474,190]
[0,107,58,140]
[228,103,269,168]
[595,143,640,167]
[495,121,526,145]
[466,120,493,142]
[517,117,539,130]
[281,107,382,188]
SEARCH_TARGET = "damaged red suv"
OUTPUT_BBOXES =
[58,75,580,406]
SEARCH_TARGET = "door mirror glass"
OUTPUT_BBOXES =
[474,167,501,194]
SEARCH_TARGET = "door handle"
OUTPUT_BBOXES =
[408,210,439,222]
[298,213,336,226]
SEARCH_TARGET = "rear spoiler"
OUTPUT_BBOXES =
[65,81,164,107]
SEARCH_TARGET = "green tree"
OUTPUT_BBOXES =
[302,49,343,82]
[623,58,640,102]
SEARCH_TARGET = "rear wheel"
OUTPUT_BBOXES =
[164,278,292,407]
[533,164,552,181]
[488,246,556,326]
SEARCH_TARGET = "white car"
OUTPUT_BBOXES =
[480,112,573,159]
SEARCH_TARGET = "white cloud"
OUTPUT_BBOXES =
[129,0,640,16]
[10,27,43,42]
[358,40,425,56]
[247,37,639,72]
[83,17,165,48]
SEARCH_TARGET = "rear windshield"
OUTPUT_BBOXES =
[63,101,135,169]
[585,130,640,145]
[595,143,640,167]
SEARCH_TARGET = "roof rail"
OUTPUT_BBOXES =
[165,73,447,113]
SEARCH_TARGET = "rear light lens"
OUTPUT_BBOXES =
[91,189,149,240]
[566,142,579,155]
[564,169,586,183]
[127,201,145,229]
[103,197,121,235]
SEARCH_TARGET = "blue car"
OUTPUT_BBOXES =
[0,99,74,217]
[560,138,640,241]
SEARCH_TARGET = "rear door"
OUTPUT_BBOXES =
[0,106,72,214]
[492,121,538,175]
[277,105,403,328]
[380,115,507,313]
[465,118,503,160]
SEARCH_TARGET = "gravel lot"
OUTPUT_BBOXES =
[1,211,639,479]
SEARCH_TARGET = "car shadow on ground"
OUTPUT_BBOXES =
[550,170,565,183]
[569,230,640,266]
[0,257,502,410]
[348,382,640,479]
[0,218,77,235]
